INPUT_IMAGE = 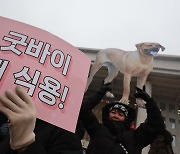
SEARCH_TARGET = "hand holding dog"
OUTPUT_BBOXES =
[0,86,36,150]
[134,87,151,103]
[99,80,112,95]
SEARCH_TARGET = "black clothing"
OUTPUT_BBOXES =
[75,118,85,140]
[148,129,174,154]
[80,91,165,154]
[0,113,83,154]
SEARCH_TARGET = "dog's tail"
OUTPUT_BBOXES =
[85,57,104,91]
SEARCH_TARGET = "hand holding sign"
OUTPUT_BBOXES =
[0,86,36,150]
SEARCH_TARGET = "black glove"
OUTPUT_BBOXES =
[134,87,151,102]
[99,80,112,94]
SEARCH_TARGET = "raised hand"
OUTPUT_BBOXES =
[134,87,151,102]
[0,86,36,150]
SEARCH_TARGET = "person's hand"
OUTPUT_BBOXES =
[134,87,151,102]
[0,86,36,150]
[99,80,112,94]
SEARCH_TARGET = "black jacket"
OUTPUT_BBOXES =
[0,113,83,154]
[148,129,174,154]
[80,91,165,154]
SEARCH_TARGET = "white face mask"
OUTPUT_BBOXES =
[149,51,158,56]
[143,47,160,57]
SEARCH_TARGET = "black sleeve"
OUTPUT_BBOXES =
[21,122,83,154]
[79,91,106,137]
[20,138,46,154]
[75,118,85,140]
[0,112,8,126]
[145,98,165,130]
[135,98,165,149]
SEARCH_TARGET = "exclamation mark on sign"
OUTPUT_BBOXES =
[58,86,69,109]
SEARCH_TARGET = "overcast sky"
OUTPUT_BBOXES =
[1,0,180,56]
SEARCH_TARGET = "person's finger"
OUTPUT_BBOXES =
[16,86,36,113]
[5,89,25,108]
[0,95,20,112]
[143,85,146,91]
[16,86,36,115]
[0,105,15,120]
[134,93,140,98]
[135,87,143,92]
[15,86,33,105]
[104,82,111,86]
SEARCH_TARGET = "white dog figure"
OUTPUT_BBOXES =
[85,42,165,107]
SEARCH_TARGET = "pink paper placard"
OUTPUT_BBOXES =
[0,16,91,133]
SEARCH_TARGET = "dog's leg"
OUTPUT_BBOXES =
[136,75,148,107]
[104,64,119,98]
[136,75,148,89]
[120,73,131,104]
[85,61,103,91]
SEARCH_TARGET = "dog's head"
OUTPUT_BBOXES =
[135,42,165,57]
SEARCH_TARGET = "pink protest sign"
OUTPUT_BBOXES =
[0,16,91,132]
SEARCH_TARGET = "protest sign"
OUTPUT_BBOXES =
[0,16,91,132]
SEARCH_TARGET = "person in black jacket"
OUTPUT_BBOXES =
[0,86,83,154]
[79,81,165,154]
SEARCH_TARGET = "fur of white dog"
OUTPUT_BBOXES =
[85,42,165,106]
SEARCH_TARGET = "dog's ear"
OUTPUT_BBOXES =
[159,44,165,51]
[135,43,144,51]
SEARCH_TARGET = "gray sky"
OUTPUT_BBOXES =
[1,0,180,56]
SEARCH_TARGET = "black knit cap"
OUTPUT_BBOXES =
[109,103,128,117]
[102,101,136,125]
